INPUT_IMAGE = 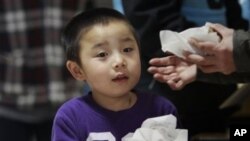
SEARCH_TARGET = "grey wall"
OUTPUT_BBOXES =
[93,0,113,8]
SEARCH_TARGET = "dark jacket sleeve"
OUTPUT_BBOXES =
[233,30,250,72]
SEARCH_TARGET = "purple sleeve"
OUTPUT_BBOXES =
[51,111,79,141]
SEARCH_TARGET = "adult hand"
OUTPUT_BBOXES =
[148,56,197,90]
[184,23,236,75]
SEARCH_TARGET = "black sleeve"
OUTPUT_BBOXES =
[233,30,250,72]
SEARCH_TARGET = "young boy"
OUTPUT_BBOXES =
[52,8,179,141]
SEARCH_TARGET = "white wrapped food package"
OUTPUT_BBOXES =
[122,114,188,141]
[160,23,220,58]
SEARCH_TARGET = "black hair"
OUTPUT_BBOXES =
[62,8,139,64]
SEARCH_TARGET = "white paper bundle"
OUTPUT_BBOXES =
[160,23,220,58]
[122,114,188,141]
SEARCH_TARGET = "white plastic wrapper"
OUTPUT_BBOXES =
[160,23,220,58]
[122,114,188,141]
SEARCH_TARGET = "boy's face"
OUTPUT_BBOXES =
[77,21,141,97]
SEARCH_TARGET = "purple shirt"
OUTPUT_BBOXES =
[52,90,178,141]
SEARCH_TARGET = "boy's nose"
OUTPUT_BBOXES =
[113,55,126,69]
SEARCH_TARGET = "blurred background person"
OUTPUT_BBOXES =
[0,0,93,141]
[121,0,248,138]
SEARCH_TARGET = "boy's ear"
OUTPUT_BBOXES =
[66,60,86,81]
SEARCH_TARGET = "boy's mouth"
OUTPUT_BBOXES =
[112,73,129,82]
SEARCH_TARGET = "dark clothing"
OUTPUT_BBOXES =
[233,30,250,72]
[0,0,85,120]
[0,0,89,141]
[0,116,52,141]
[121,0,248,136]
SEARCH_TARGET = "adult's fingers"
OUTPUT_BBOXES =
[149,56,179,66]
[184,53,205,64]
[167,78,184,90]
[184,51,217,66]
[153,73,176,83]
[188,38,217,55]
[152,73,166,83]
[148,66,175,75]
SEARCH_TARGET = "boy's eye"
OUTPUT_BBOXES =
[123,47,133,52]
[97,52,108,57]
